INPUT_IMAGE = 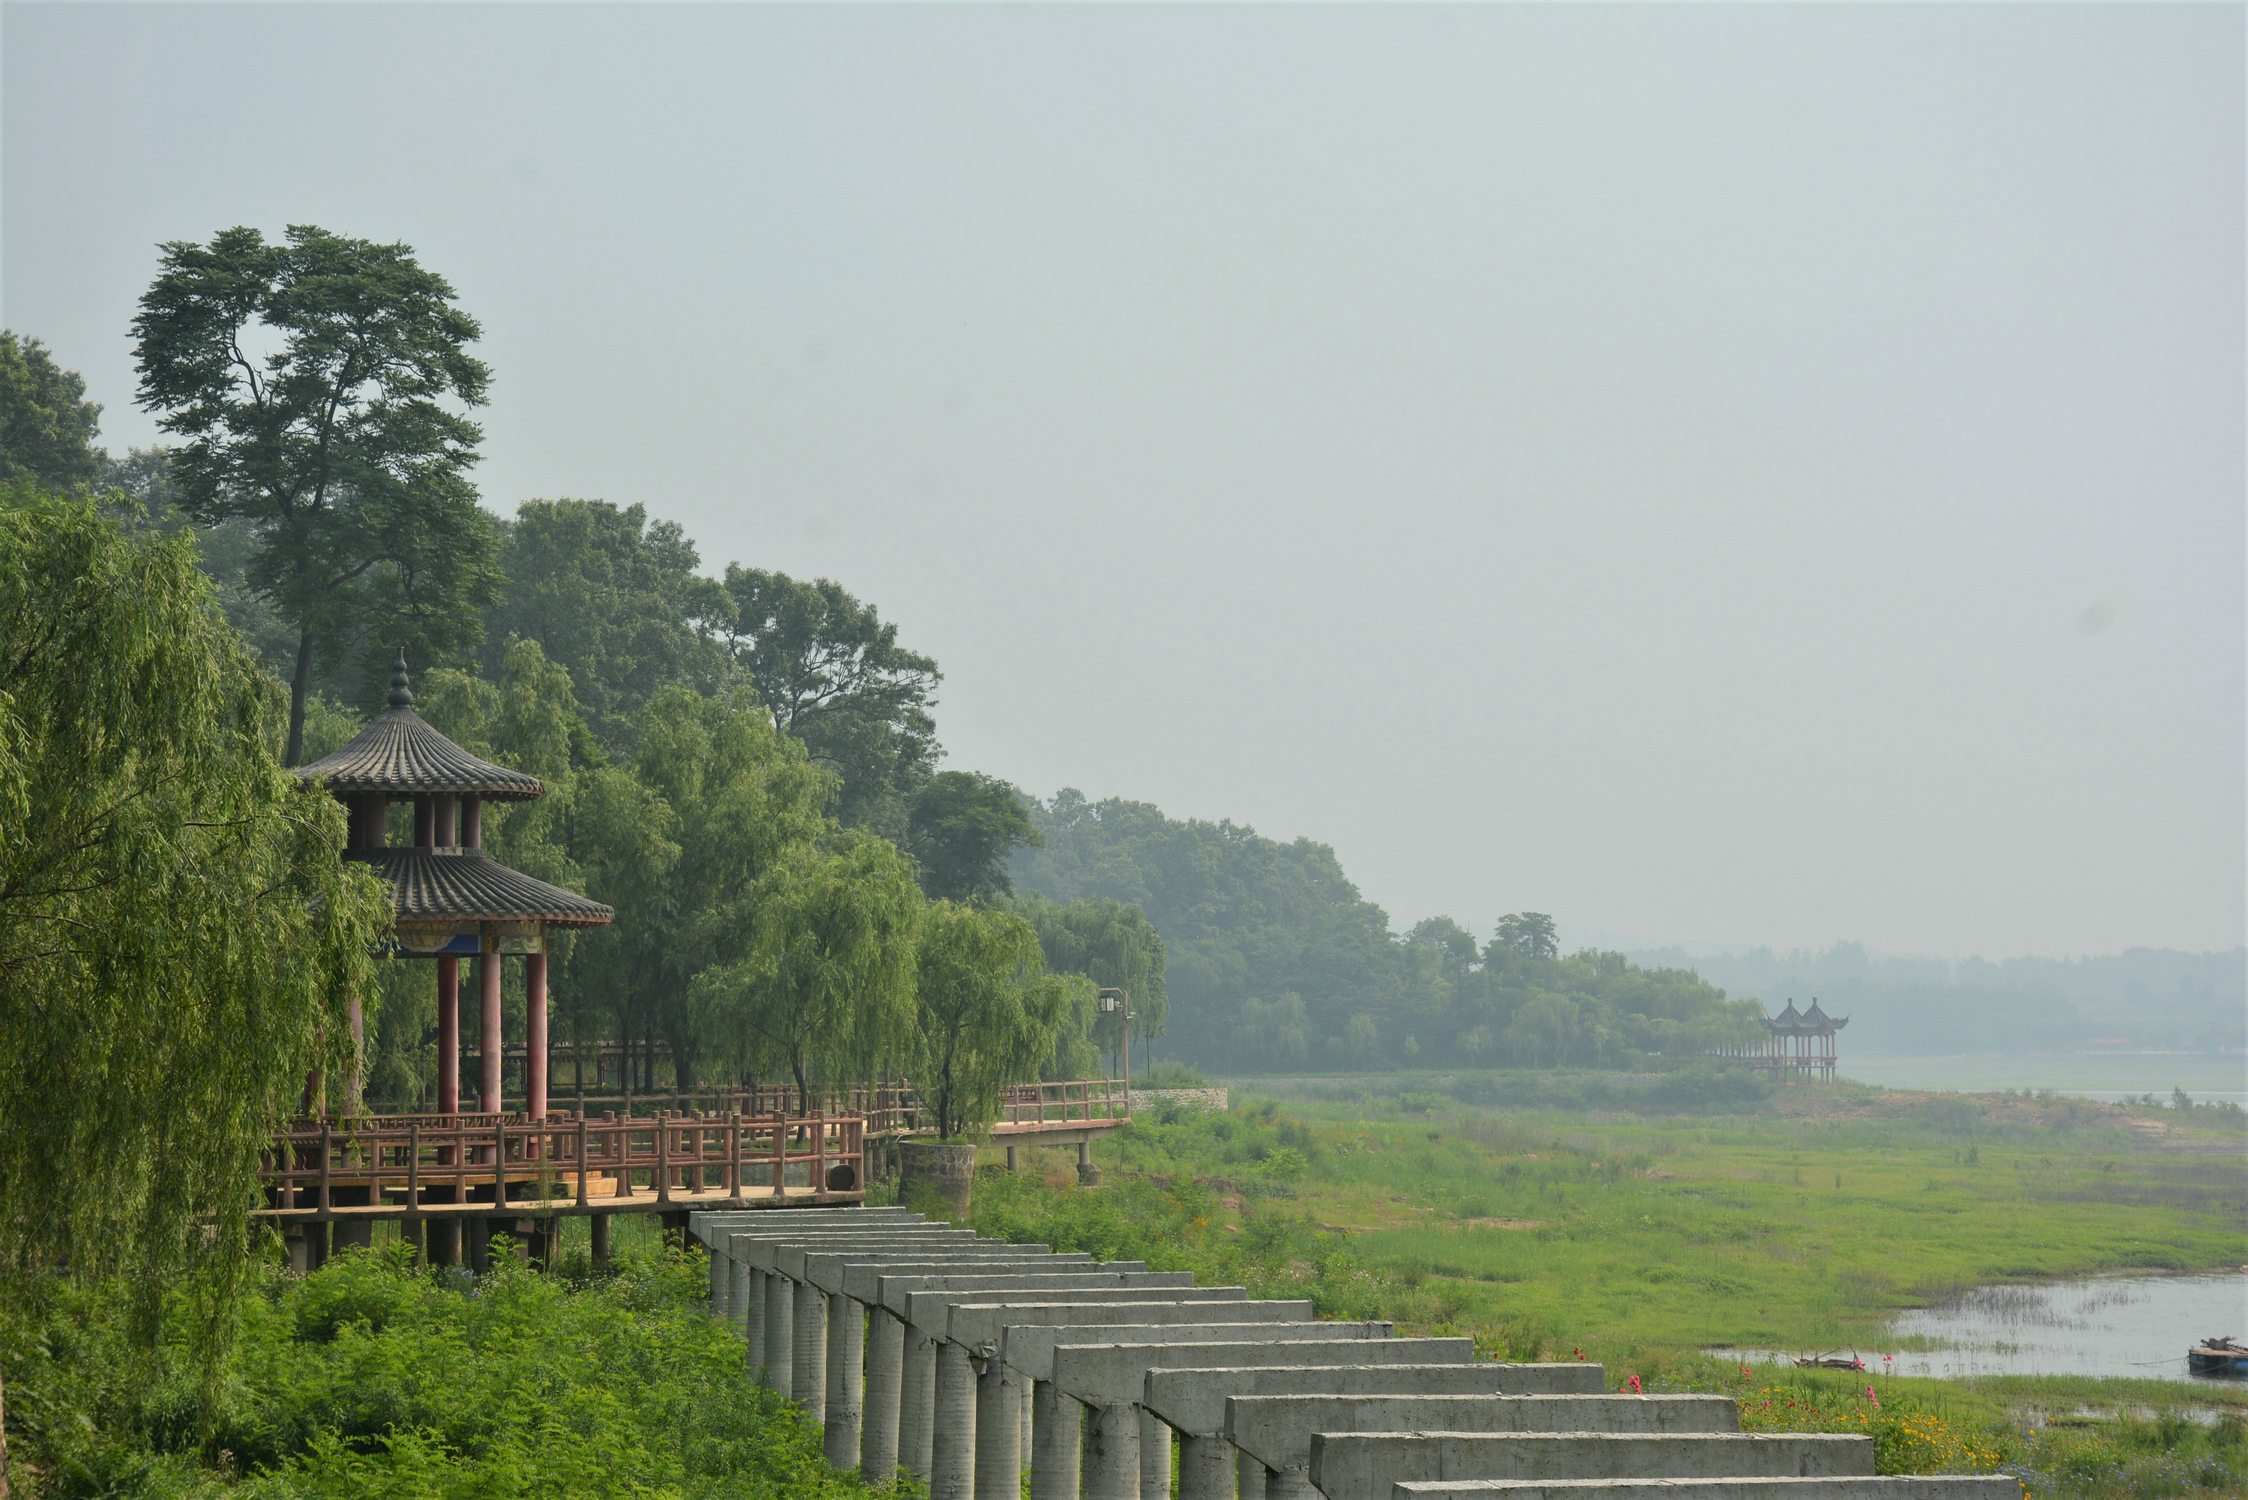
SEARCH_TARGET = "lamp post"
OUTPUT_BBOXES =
[1097,987,1130,1087]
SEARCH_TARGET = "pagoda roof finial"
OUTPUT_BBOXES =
[387,649,414,709]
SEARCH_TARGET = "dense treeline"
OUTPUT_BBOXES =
[1632,941,2247,1056]
[1010,791,1764,1072]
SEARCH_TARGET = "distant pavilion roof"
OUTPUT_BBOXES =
[1762,998,1849,1035]
[345,849,613,929]
[294,653,544,802]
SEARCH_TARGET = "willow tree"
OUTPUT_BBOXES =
[691,830,924,1113]
[0,487,388,1354]
[913,903,1076,1141]
[1006,892,1169,1075]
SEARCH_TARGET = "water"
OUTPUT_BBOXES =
[1720,1274,2248,1384]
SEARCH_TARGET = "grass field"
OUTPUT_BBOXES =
[966,1076,2247,1494]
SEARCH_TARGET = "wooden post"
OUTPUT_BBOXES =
[318,1119,332,1215]
[656,1111,672,1203]
[770,1114,786,1199]
[526,950,549,1138]
[437,956,461,1120]
[575,1117,589,1208]
[406,1122,421,1258]
[727,1112,741,1200]
[435,794,456,847]
[479,954,504,1115]
[814,1110,829,1203]
[462,795,482,849]
[494,1115,508,1208]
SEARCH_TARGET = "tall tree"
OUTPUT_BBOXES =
[716,566,940,838]
[1005,891,1169,1074]
[907,770,1042,902]
[132,225,501,763]
[912,903,1074,1141]
[0,485,389,1379]
[1494,912,1559,960]
[690,832,925,1112]
[483,499,730,756]
[0,331,104,489]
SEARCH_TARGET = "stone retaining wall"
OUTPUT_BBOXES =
[1129,1087,1230,1113]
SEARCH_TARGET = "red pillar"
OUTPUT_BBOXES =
[527,950,549,1124]
[438,956,460,1113]
[481,954,504,1113]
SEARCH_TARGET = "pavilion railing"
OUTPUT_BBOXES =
[257,1109,866,1215]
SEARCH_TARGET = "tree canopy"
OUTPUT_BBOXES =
[716,566,940,838]
[132,225,501,762]
[0,485,388,1363]
[0,330,104,489]
[912,903,1074,1141]
[908,770,1042,903]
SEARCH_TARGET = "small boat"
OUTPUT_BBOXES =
[1792,1350,1867,1371]
[2188,1337,2247,1376]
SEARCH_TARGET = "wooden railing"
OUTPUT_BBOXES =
[994,1078,1131,1130]
[355,1078,1128,1137]
[258,1109,866,1215]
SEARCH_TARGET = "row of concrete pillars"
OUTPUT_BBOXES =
[690,1208,2017,1500]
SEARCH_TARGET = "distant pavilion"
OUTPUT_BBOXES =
[296,653,613,1121]
[1711,998,1849,1084]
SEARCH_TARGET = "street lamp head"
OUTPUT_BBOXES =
[1097,987,1128,1015]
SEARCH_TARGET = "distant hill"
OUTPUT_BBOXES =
[1624,941,2246,1056]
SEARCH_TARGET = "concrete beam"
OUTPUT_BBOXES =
[839,1255,1103,1302]
[810,1250,1107,1296]
[884,1272,1201,1323]
[1146,1360,1592,1439]
[1389,1480,2023,1500]
[1306,1433,1876,1500]
[949,1294,1293,1357]
[1227,1395,1740,1481]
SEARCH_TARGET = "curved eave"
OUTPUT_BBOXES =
[346,849,613,929]
[295,708,545,802]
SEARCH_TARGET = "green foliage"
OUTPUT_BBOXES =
[914,903,1074,1139]
[0,488,389,1377]
[692,830,925,1111]
[1013,791,1758,1072]
[132,225,501,762]
[1004,890,1169,1072]
[0,1242,900,1498]
[482,500,730,758]
[714,567,939,839]
[905,770,1040,903]
[0,330,105,489]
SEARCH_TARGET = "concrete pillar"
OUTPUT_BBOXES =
[1139,1409,1171,1500]
[793,1279,827,1417]
[1085,1404,1138,1500]
[1238,1450,1266,1500]
[901,1327,938,1482]
[863,1305,906,1480]
[974,1356,1022,1500]
[1265,1469,1316,1500]
[1006,1144,1020,1172]
[826,1292,863,1469]
[763,1272,793,1394]
[741,1266,765,1371]
[725,1254,746,1326]
[710,1248,730,1312]
[932,1340,978,1500]
[1178,1434,1231,1500]
[589,1212,610,1269]
[1031,1379,1079,1500]
[437,957,460,1115]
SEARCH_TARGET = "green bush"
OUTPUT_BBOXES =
[0,1238,901,1498]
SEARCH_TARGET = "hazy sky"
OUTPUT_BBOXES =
[6,3,2241,960]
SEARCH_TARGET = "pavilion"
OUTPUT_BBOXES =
[296,652,614,1123]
